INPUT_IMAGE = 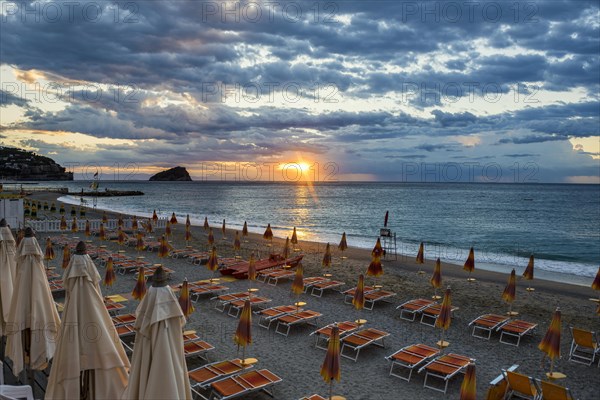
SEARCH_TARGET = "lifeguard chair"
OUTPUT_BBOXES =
[380,211,397,260]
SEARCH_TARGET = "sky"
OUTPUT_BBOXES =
[0,0,599,183]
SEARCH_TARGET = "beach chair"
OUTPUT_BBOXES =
[364,289,396,310]
[469,314,510,340]
[396,298,436,322]
[191,285,228,302]
[340,328,390,361]
[213,292,251,312]
[385,343,440,382]
[0,385,34,400]
[537,379,576,400]
[302,276,329,293]
[189,359,256,400]
[502,370,540,400]
[184,339,215,362]
[310,280,345,297]
[115,323,136,339]
[418,353,474,394]
[265,269,296,285]
[343,286,375,304]
[568,327,600,366]
[420,303,459,327]
[227,296,271,318]
[208,368,282,400]
[112,313,136,326]
[484,364,519,400]
[255,305,299,329]
[499,320,538,346]
[310,321,360,350]
[104,300,126,316]
[275,310,322,336]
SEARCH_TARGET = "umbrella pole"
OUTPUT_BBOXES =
[329,378,333,400]
[241,345,246,370]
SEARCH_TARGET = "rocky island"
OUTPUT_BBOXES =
[149,166,192,181]
[0,146,73,180]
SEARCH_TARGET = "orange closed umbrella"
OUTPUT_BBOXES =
[71,217,78,233]
[178,279,194,317]
[104,257,116,287]
[132,266,147,300]
[367,238,383,277]
[291,227,298,250]
[185,224,192,245]
[430,258,442,299]
[135,232,145,253]
[221,219,226,239]
[320,324,341,400]
[435,287,452,348]
[145,219,153,234]
[170,212,178,225]
[233,231,241,253]
[61,245,71,269]
[242,221,248,240]
[234,300,252,366]
[247,253,256,281]
[165,221,172,239]
[152,210,158,224]
[84,220,91,237]
[99,223,106,241]
[207,228,215,247]
[263,223,273,245]
[203,217,209,231]
[207,246,218,272]
[523,255,535,291]
[372,238,383,258]
[592,266,600,291]
[352,274,365,311]
[416,242,424,264]
[185,214,191,228]
[60,215,67,231]
[539,307,562,378]
[282,237,290,260]
[460,363,476,400]
[502,269,517,315]
[338,232,348,261]
[322,243,332,268]
[463,247,475,281]
[158,235,170,258]
[117,227,126,246]
[291,263,304,295]
[44,238,55,266]
[102,211,108,224]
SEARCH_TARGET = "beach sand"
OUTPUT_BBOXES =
[14,192,600,399]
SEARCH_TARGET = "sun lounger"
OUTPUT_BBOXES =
[255,305,299,329]
[568,326,600,366]
[310,321,360,350]
[484,364,519,400]
[469,314,510,340]
[191,285,228,302]
[275,310,322,336]
[115,323,136,338]
[302,276,329,293]
[208,369,282,400]
[184,339,215,362]
[498,320,538,346]
[227,296,272,318]
[213,292,251,312]
[310,280,345,297]
[364,289,396,310]
[385,344,440,381]
[502,369,540,399]
[420,303,459,327]
[418,353,474,393]
[188,252,209,265]
[135,266,174,280]
[537,379,576,400]
[396,298,436,321]
[263,269,296,285]
[299,396,327,400]
[49,280,65,296]
[341,328,389,361]
[104,300,125,316]
[342,286,375,304]
[112,313,136,326]
[171,248,199,258]
[189,359,254,396]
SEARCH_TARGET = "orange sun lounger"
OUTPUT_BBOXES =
[275,310,322,336]
[469,314,510,340]
[498,320,538,346]
[184,339,215,362]
[190,284,228,302]
[188,358,255,399]
[341,328,389,361]
[310,321,360,349]
[310,280,345,297]
[213,292,251,312]
[364,289,396,310]
[396,298,436,321]
[385,343,440,381]
[418,353,474,393]
[208,369,282,400]
[255,305,300,329]
[420,303,459,327]
[227,296,272,318]
[342,286,376,304]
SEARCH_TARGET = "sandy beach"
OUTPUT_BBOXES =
[11,191,600,399]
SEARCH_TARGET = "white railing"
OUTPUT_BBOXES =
[26,217,168,232]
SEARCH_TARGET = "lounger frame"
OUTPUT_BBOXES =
[340,328,389,361]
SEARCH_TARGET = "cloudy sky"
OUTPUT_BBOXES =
[1,0,598,182]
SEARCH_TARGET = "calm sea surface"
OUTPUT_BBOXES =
[47,181,599,284]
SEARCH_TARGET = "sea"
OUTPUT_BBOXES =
[34,181,600,286]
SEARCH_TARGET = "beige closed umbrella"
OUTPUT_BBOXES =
[46,242,129,399]
[5,228,61,381]
[123,266,192,399]
[0,219,17,358]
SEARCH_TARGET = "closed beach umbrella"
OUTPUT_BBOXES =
[322,243,332,268]
[145,219,153,234]
[207,246,218,272]
[291,263,304,295]
[165,221,172,239]
[372,238,383,257]
[463,247,476,281]
[263,223,273,245]
[416,242,425,264]
[367,239,383,277]
[291,227,298,247]
[5,228,61,379]
[71,216,78,233]
[136,232,145,253]
[233,231,241,252]
[539,307,562,377]
[104,257,116,287]
[247,253,256,281]
[44,237,55,267]
[430,258,442,299]
[84,220,91,237]
[242,221,248,238]
[320,324,341,400]
[132,266,147,300]
[460,363,476,400]
[435,287,452,348]
[152,210,158,224]
[178,278,194,318]
[118,215,124,228]
[207,228,215,247]
[99,223,106,241]
[123,267,192,399]
[132,216,138,231]
[60,215,67,231]
[221,219,226,239]
[592,266,600,291]
[502,269,517,315]
[102,211,108,224]
[234,300,252,366]
[46,242,129,399]
[170,212,178,225]
[203,217,209,231]
[0,219,17,340]
[352,274,365,311]
[282,237,290,259]
[117,226,126,246]
[158,235,170,258]
[59,204,65,215]
[61,245,70,270]
[338,232,348,259]
[185,214,191,228]
[185,224,192,245]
